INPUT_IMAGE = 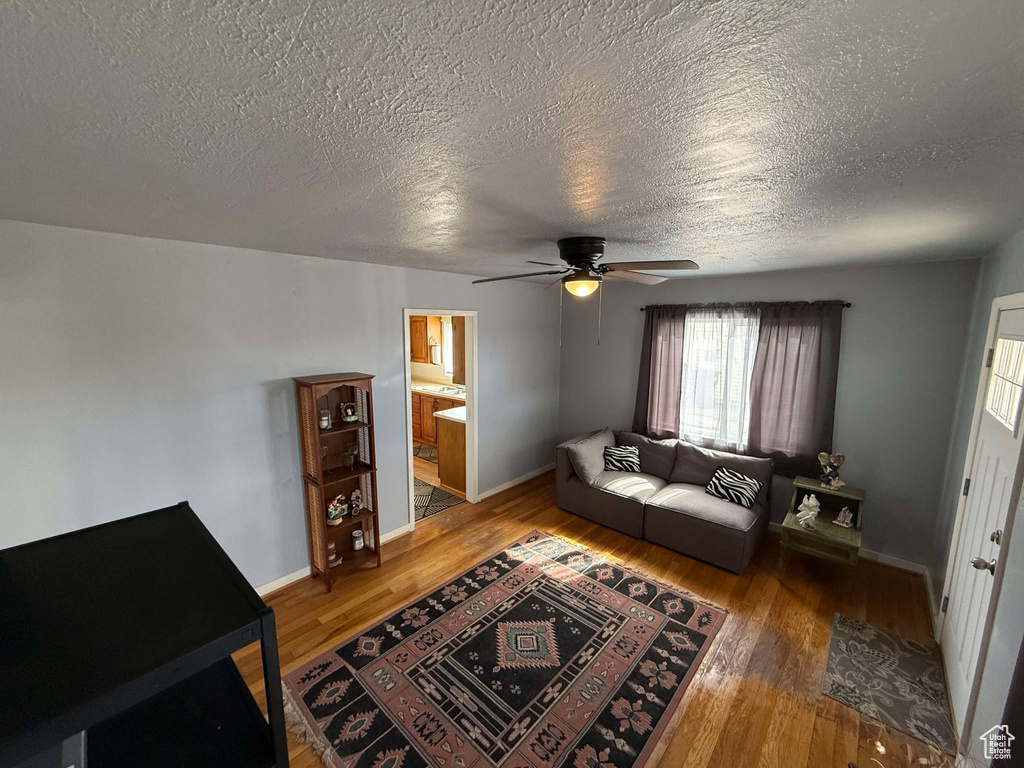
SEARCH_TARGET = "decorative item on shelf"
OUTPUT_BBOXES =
[319,409,332,429]
[796,493,821,529]
[349,489,363,516]
[352,530,364,551]
[818,452,846,490]
[328,540,343,567]
[340,401,359,423]
[340,444,359,471]
[326,494,349,525]
[833,505,854,528]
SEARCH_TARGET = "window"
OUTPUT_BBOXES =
[679,307,760,450]
[442,317,454,377]
[986,336,1024,432]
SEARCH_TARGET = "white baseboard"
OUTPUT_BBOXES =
[380,522,413,544]
[923,569,944,639]
[256,565,310,596]
[255,524,413,596]
[859,548,927,574]
[479,463,556,500]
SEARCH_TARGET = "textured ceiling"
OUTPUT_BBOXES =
[2,1,1024,278]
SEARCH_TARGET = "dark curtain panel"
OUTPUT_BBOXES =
[747,301,844,476]
[633,305,686,438]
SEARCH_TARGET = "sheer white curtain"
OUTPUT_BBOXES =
[679,306,761,452]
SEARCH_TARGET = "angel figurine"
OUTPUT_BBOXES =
[796,494,820,529]
[326,494,349,526]
[818,452,846,490]
[833,506,854,528]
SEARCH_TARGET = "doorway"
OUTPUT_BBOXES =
[403,309,478,529]
[940,292,1024,749]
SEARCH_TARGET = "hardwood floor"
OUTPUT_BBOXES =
[236,471,952,768]
[413,454,440,487]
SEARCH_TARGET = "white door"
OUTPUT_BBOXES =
[942,307,1024,731]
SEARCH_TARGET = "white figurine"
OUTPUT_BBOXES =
[833,505,854,528]
[796,494,820,529]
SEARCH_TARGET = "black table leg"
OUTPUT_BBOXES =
[260,611,289,767]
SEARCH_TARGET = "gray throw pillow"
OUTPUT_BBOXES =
[565,428,615,485]
[615,431,677,480]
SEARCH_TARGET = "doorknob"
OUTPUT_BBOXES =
[971,557,997,575]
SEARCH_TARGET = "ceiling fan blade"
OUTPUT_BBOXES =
[472,269,569,284]
[604,271,668,285]
[526,260,564,267]
[603,260,700,271]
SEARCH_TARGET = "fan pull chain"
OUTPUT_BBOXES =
[558,284,563,348]
[597,280,603,346]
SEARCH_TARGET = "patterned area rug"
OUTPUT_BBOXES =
[283,530,726,768]
[823,613,955,754]
[413,444,438,464]
[414,478,463,520]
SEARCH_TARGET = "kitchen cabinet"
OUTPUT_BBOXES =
[452,316,466,385]
[415,394,458,446]
[437,415,466,496]
[411,392,422,441]
[409,315,442,364]
[409,316,428,362]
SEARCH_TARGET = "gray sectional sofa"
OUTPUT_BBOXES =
[556,428,773,573]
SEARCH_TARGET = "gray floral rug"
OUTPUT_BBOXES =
[413,477,463,520]
[823,613,955,754]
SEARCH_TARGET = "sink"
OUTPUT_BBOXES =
[417,384,465,396]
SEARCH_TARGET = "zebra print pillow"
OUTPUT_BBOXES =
[603,445,641,473]
[705,466,763,508]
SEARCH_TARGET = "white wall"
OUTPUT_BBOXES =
[0,220,560,588]
[558,258,980,569]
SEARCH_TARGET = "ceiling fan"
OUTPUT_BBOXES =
[472,236,699,297]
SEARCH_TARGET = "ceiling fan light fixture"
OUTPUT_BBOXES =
[563,269,601,297]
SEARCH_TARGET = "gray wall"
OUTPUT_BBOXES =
[558,259,980,568]
[0,220,561,588]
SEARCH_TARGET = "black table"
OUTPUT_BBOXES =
[0,502,288,767]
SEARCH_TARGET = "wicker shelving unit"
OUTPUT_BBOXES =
[294,372,381,591]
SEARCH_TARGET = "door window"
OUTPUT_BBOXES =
[985,336,1024,431]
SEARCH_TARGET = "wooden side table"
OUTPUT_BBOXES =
[780,476,866,570]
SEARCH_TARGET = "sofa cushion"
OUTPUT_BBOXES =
[706,466,762,509]
[670,441,772,505]
[591,471,667,503]
[615,431,677,480]
[647,483,761,532]
[565,428,615,485]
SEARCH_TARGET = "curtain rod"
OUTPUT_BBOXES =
[640,301,852,311]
